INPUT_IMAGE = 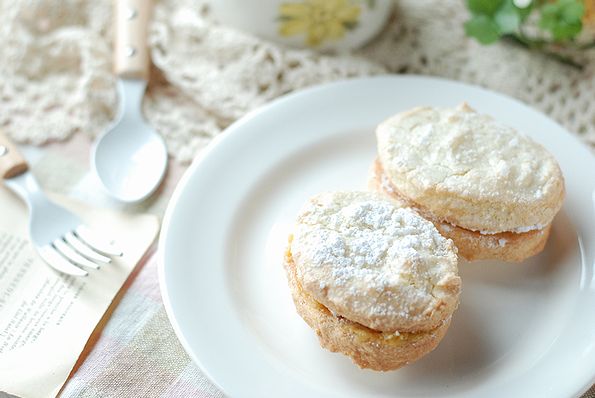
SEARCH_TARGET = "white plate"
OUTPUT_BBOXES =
[159,76,595,398]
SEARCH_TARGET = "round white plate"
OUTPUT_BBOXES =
[159,76,595,398]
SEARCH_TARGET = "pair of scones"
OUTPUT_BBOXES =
[284,104,565,371]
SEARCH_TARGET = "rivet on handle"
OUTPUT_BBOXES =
[125,45,137,57]
[0,145,7,157]
[126,7,137,20]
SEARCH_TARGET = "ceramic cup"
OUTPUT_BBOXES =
[210,0,392,51]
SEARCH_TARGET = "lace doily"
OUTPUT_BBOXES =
[0,0,593,163]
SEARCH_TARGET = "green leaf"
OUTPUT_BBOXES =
[538,0,585,41]
[552,21,582,40]
[561,2,584,23]
[467,0,504,16]
[539,4,558,29]
[495,1,522,33]
[465,15,502,44]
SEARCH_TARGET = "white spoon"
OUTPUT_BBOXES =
[92,0,167,203]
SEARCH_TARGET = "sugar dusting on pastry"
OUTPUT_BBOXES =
[291,191,460,333]
[376,104,565,233]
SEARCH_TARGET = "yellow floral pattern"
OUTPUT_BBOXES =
[278,0,362,47]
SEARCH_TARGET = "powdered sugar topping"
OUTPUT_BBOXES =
[291,191,460,333]
[376,103,565,232]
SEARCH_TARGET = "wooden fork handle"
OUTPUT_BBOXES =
[0,131,28,179]
[113,0,153,80]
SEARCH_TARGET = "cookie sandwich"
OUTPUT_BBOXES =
[284,191,461,370]
[371,104,565,262]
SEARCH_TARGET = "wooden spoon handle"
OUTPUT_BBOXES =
[113,0,153,80]
[0,131,28,179]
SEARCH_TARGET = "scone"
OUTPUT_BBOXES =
[371,103,565,262]
[285,191,461,371]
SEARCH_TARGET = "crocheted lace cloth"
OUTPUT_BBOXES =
[1,0,594,163]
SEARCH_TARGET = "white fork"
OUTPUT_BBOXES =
[0,132,122,276]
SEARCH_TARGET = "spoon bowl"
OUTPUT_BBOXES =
[92,79,168,202]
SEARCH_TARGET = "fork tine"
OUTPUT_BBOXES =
[38,246,88,277]
[64,232,111,263]
[53,239,100,270]
[75,225,123,257]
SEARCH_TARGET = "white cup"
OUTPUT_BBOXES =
[210,0,392,51]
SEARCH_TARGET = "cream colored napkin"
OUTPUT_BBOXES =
[0,187,159,398]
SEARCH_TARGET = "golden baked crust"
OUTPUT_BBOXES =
[368,159,552,262]
[284,249,451,371]
[376,104,565,234]
[291,191,460,333]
